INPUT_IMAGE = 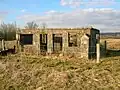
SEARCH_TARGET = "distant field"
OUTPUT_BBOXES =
[101,38,120,50]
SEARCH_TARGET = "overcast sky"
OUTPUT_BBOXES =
[0,0,120,32]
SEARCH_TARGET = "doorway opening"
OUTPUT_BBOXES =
[53,34,62,53]
[40,34,47,53]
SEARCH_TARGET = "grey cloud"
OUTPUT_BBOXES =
[60,0,116,8]
[17,8,120,32]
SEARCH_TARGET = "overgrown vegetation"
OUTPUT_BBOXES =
[0,22,18,41]
[0,21,47,41]
[0,54,120,90]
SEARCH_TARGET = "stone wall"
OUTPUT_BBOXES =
[23,45,38,55]
[18,33,40,55]
[80,34,89,59]
[0,40,17,50]
[17,27,100,59]
[5,40,17,49]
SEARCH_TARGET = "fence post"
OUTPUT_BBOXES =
[2,39,5,50]
[96,43,100,63]
[104,41,107,56]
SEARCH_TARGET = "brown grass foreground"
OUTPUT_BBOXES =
[0,54,120,90]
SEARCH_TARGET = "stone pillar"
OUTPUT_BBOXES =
[77,32,82,47]
[47,33,53,54]
[16,33,20,52]
[2,39,5,50]
[16,33,19,40]
[80,34,89,59]
[62,31,68,54]
[34,33,40,55]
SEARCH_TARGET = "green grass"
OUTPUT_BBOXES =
[0,54,120,90]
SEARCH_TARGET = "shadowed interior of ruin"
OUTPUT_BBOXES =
[40,34,47,52]
[20,34,33,45]
[53,34,63,53]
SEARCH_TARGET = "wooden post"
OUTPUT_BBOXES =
[16,33,19,53]
[96,43,100,63]
[2,39,5,50]
[104,41,107,56]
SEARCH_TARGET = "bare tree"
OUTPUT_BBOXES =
[41,22,47,34]
[24,21,39,29]
[41,23,47,43]
[41,22,47,29]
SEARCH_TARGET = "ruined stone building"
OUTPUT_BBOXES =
[16,27,100,59]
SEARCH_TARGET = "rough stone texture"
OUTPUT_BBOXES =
[16,27,100,59]
[33,33,40,55]
[4,40,17,49]
[47,32,53,54]
[18,33,40,55]
[0,39,17,51]
[80,34,89,59]
[62,31,68,54]
[23,45,38,55]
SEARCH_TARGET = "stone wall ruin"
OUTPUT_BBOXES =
[16,27,100,59]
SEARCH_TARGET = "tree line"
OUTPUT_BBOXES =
[0,21,46,41]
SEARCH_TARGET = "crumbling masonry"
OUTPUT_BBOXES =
[16,27,100,59]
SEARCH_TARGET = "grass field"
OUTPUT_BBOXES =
[0,54,120,90]
[101,38,120,50]
[0,39,120,90]
[101,38,120,57]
